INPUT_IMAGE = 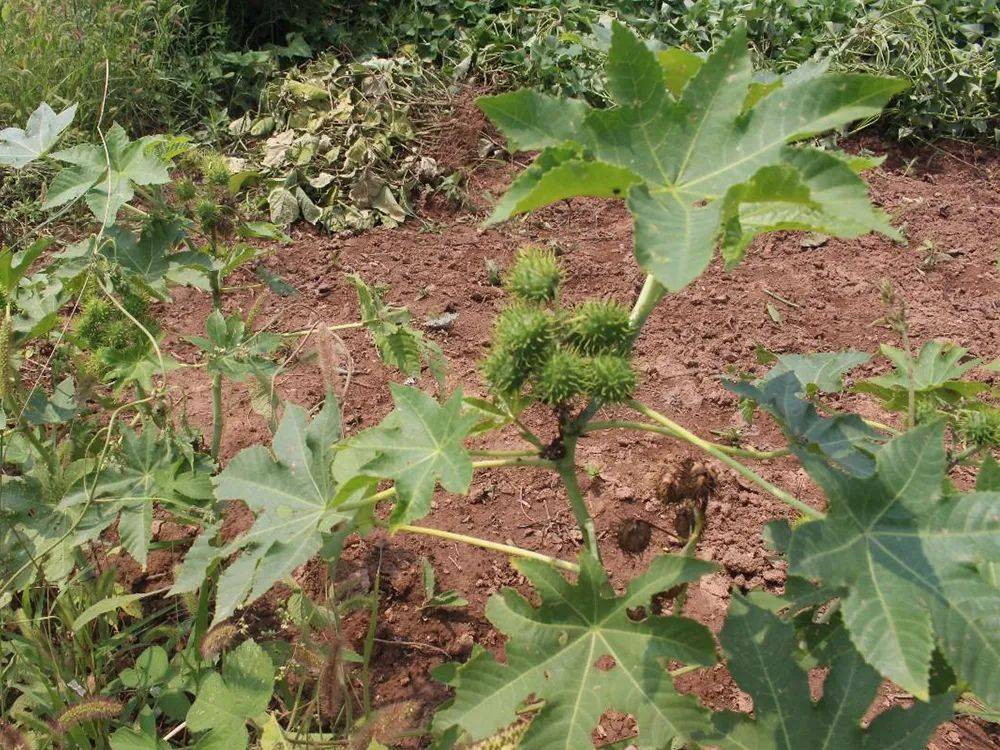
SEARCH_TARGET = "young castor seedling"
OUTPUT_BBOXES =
[656,458,718,509]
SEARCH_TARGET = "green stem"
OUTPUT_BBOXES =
[396,524,579,572]
[555,439,601,562]
[583,420,790,460]
[208,270,224,462]
[281,321,365,337]
[629,275,667,330]
[210,373,223,461]
[469,448,540,458]
[472,456,555,470]
[630,400,824,521]
[335,457,552,514]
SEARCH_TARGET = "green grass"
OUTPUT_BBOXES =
[0,0,227,133]
[326,0,998,142]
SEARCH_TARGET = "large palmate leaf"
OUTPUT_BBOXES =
[480,23,904,292]
[855,340,987,410]
[351,385,477,524]
[1,457,131,596]
[727,371,883,477]
[104,218,211,295]
[44,124,170,223]
[173,397,366,625]
[434,555,717,749]
[0,102,76,168]
[787,422,1000,703]
[186,639,274,748]
[761,350,870,394]
[701,594,954,749]
[83,429,212,566]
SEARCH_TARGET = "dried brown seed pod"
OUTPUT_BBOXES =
[617,518,652,554]
[673,506,695,540]
[656,458,718,508]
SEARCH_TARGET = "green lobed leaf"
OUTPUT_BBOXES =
[0,102,76,168]
[434,554,718,749]
[104,218,186,291]
[488,148,640,225]
[855,340,986,409]
[46,124,169,223]
[701,594,955,749]
[477,90,592,151]
[787,422,1000,703]
[186,639,274,745]
[207,398,354,624]
[762,350,871,393]
[481,23,905,292]
[351,385,477,524]
[727,372,883,477]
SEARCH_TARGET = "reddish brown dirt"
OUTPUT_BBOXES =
[152,136,999,748]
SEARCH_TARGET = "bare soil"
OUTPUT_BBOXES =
[147,135,999,748]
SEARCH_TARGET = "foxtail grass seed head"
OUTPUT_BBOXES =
[200,622,239,658]
[505,246,562,303]
[317,643,345,720]
[585,354,637,403]
[0,723,27,750]
[0,314,12,399]
[316,326,343,396]
[567,300,634,355]
[533,347,587,405]
[55,697,123,733]
[471,719,530,750]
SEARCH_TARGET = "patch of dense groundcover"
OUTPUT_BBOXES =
[145,135,998,748]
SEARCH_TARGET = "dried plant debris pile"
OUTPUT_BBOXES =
[230,53,454,232]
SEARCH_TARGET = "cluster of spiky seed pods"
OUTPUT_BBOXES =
[481,247,637,406]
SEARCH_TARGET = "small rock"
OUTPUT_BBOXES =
[614,485,635,501]
[763,569,784,584]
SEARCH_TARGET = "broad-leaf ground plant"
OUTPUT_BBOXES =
[2,21,998,750]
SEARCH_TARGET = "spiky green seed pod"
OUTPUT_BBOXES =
[505,246,562,303]
[481,348,527,395]
[493,304,555,372]
[913,397,941,425]
[175,178,197,202]
[533,348,587,405]
[201,154,231,187]
[957,408,1000,449]
[195,199,223,232]
[566,300,634,355]
[585,354,637,402]
[75,297,115,350]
